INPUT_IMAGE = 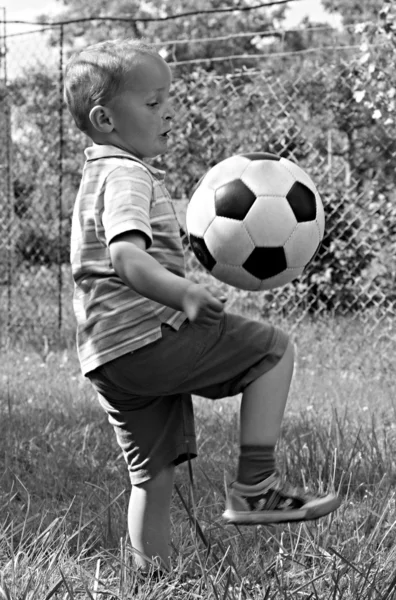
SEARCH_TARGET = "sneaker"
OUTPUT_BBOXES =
[222,472,341,525]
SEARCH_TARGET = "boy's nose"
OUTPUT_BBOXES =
[164,104,175,120]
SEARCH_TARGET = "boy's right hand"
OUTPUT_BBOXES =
[182,283,226,325]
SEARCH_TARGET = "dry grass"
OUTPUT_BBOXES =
[1,316,395,599]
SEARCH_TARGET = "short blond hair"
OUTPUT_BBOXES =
[64,39,160,132]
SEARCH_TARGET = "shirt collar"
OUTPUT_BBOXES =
[84,144,166,180]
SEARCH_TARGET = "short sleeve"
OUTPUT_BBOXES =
[102,165,153,247]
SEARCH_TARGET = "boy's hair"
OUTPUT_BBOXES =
[64,39,160,133]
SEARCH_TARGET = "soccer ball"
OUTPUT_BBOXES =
[186,153,325,291]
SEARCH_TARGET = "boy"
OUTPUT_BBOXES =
[65,39,340,572]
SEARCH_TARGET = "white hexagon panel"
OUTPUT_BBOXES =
[204,217,255,265]
[284,221,321,268]
[240,159,297,197]
[212,263,261,291]
[244,195,298,247]
[201,155,251,190]
[186,185,216,238]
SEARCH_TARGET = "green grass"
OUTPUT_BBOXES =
[1,318,396,599]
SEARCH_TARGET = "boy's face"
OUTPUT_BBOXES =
[107,55,174,159]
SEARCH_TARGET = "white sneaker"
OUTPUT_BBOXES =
[223,472,341,525]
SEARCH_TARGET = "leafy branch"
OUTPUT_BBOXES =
[352,0,396,124]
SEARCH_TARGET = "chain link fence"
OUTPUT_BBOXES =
[0,19,395,357]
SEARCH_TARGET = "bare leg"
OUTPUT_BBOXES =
[240,340,294,446]
[128,464,175,571]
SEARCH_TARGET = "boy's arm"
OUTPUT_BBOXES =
[109,231,225,325]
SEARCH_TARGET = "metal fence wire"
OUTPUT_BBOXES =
[0,20,395,356]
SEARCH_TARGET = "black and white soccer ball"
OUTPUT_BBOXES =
[186,152,325,291]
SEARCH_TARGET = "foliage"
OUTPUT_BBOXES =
[321,0,381,26]
[351,0,396,124]
[4,69,74,270]
[1,0,395,316]
[348,0,396,306]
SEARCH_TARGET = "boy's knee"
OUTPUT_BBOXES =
[272,327,294,367]
[134,464,175,493]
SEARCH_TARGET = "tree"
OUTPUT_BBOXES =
[321,0,380,26]
[7,68,72,266]
[42,0,299,72]
[348,0,396,308]
[351,0,396,124]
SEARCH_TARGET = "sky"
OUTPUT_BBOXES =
[1,0,62,31]
[1,0,342,35]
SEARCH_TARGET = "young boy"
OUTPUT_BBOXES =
[65,39,340,572]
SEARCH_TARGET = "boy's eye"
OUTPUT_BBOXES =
[147,102,159,107]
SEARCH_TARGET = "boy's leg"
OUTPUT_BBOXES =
[128,464,175,571]
[224,338,340,524]
[236,340,294,486]
[240,339,294,447]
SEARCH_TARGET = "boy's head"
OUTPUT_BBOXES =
[64,39,175,159]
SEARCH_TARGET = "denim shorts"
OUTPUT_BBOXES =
[87,312,289,484]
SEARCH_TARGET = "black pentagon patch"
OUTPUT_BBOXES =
[286,182,316,222]
[243,247,287,280]
[240,152,280,161]
[215,179,256,220]
[189,234,216,271]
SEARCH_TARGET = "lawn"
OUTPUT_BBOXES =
[1,315,395,599]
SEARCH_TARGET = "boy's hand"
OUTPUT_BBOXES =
[182,283,226,325]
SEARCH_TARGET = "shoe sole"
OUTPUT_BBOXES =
[222,495,341,525]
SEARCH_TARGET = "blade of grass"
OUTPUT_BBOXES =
[0,576,12,600]
[174,484,209,553]
[175,482,247,597]
[329,547,365,577]
[14,475,31,547]
[67,489,126,545]
[92,559,101,600]
[43,578,65,600]
[221,567,232,600]
[59,568,74,600]
[382,569,396,600]
[213,546,231,585]
[292,572,333,594]
[19,572,35,600]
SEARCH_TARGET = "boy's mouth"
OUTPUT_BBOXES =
[160,130,171,138]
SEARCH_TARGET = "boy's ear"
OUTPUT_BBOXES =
[89,105,114,133]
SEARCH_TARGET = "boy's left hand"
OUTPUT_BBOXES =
[181,283,226,325]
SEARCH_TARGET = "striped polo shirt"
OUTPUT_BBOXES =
[70,144,187,375]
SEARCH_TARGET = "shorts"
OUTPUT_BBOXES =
[87,312,289,485]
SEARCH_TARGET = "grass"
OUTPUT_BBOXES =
[1,314,396,599]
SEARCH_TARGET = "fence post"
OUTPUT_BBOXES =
[0,7,14,344]
[57,23,64,333]
[327,128,333,187]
